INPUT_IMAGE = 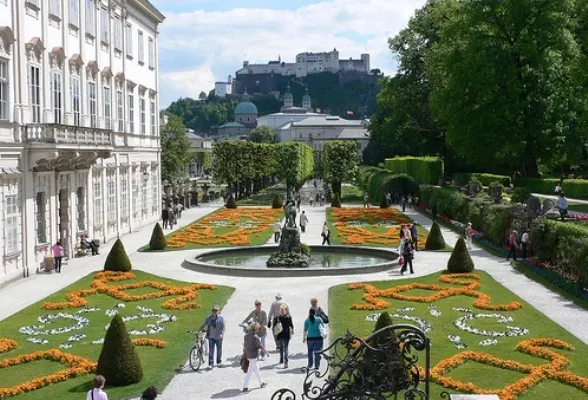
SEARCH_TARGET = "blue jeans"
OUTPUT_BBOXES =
[208,338,222,366]
[307,338,323,368]
[279,338,290,363]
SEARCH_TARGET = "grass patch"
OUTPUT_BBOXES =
[329,270,588,399]
[0,270,234,400]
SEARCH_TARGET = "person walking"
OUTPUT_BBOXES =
[363,192,369,208]
[386,192,392,207]
[402,224,412,245]
[273,221,282,243]
[310,298,329,324]
[276,304,294,368]
[86,375,108,400]
[303,309,325,370]
[175,202,183,219]
[162,206,169,229]
[465,223,474,250]
[315,192,320,207]
[319,192,324,206]
[296,196,301,212]
[242,300,269,360]
[268,293,285,349]
[410,222,419,251]
[558,192,568,221]
[140,386,158,400]
[199,304,225,369]
[506,230,518,261]
[400,242,414,275]
[242,323,269,392]
[402,196,407,212]
[52,241,64,273]
[321,221,331,245]
[299,211,308,233]
[521,230,530,259]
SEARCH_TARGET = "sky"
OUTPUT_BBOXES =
[151,0,428,107]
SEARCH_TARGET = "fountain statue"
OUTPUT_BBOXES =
[267,194,309,268]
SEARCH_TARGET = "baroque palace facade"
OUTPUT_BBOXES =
[0,0,165,285]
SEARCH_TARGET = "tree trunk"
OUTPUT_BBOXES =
[332,181,342,199]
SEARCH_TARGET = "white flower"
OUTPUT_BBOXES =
[454,313,528,337]
[447,334,461,343]
[479,338,498,346]
[92,338,105,345]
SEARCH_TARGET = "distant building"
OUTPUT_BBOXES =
[236,49,370,79]
[186,130,213,177]
[257,86,321,129]
[214,75,233,98]
[216,91,258,139]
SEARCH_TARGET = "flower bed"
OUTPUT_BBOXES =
[328,207,428,247]
[329,271,588,399]
[0,270,233,399]
[162,207,283,249]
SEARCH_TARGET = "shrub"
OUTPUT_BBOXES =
[385,156,443,184]
[368,170,418,203]
[271,194,283,209]
[148,223,166,251]
[514,178,588,199]
[301,243,311,256]
[96,314,143,386]
[472,173,511,187]
[380,194,389,209]
[511,187,532,204]
[104,239,132,272]
[447,238,475,273]
[225,195,237,209]
[452,173,472,187]
[332,193,342,208]
[425,222,446,250]
[373,311,394,332]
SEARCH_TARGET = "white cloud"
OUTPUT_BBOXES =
[158,0,427,106]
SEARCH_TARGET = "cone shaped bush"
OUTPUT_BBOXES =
[225,195,237,209]
[96,314,143,386]
[271,194,283,209]
[104,238,132,271]
[425,221,446,250]
[447,237,475,273]
[373,311,393,332]
[149,223,166,250]
[379,194,389,209]
[332,193,342,208]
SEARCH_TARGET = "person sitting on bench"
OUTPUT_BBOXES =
[81,235,99,255]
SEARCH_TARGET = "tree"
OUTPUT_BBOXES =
[425,221,446,250]
[149,223,166,250]
[248,126,277,143]
[96,314,143,386]
[161,115,191,182]
[275,142,314,194]
[447,238,474,273]
[323,141,359,198]
[198,91,207,101]
[104,238,132,272]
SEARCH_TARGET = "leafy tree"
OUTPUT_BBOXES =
[96,314,143,386]
[248,125,277,143]
[161,115,190,182]
[275,142,314,193]
[104,238,132,272]
[190,151,212,174]
[323,141,359,198]
[198,91,207,101]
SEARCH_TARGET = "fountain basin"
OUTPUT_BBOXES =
[183,245,399,277]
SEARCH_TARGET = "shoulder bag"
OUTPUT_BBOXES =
[273,320,283,336]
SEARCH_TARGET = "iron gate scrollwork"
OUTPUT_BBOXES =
[271,324,430,400]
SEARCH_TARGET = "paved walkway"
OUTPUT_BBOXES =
[1,200,587,400]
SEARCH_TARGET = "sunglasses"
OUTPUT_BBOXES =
[255,303,261,306]
[212,309,219,312]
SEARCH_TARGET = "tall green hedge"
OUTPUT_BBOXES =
[453,173,511,187]
[514,178,588,199]
[367,169,418,204]
[384,156,443,184]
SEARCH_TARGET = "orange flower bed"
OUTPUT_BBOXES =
[349,274,523,311]
[43,271,217,311]
[132,338,167,348]
[0,338,18,354]
[331,208,426,246]
[0,349,96,397]
[166,208,283,248]
[431,338,588,399]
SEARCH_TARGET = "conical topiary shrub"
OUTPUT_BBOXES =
[104,238,132,271]
[379,194,389,209]
[149,223,166,250]
[331,193,342,208]
[225,195,237,209]
[425,221,446,250]
[447,237,474,273]
[373,311,393,332]
[271,194,283,209]
[96,314,143,386]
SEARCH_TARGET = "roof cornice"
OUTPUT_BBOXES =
[128,0,165,24]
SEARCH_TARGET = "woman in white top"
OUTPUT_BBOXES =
[86,375,108,400]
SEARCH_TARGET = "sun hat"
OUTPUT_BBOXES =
[275,293,282,299]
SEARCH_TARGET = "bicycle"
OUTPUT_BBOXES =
[187,330,207,371]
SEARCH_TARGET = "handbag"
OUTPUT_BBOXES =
[273,320,283,336]
[240,354,249,373]
[319,322,328,339]
[398,256,404,265]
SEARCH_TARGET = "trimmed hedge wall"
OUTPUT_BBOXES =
[384,156,443,185]
[453,173,511,187]
[367,169,418,204]
[514,178,588,199]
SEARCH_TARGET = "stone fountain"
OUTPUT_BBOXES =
[267,196,310,268]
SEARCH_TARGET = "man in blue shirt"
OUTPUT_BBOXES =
[199,305,225,369]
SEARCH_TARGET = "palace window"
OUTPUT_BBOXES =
[107,173,116,222]
[128,92,134,133]
[93,175,103,226]
[86,0,95,36]
[132,173,139,215]
[0,59,8,121]
[121,174,129,218]
[29,65,41,123]
[140,96,145,134]
[100,7,109,44]
[35,192,47,244]
[49,0,61,18]
[88,82,96,127]
[114,16,122,51]
[125,23,132,58]
[27,0,40,7]
[77,186,86,231]
[69,0,79,27]
[71,76,81,126]
[148,37,154,69]
[5,195,19,254]
[151,170,158,209]
[103,86,111,130]
[138,31,144,64]
[150,97,156,135]
[142,174,148,211]
[51,70,62,124]
[116,89,123,132]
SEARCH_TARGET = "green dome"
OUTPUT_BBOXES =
[235,101,258,115]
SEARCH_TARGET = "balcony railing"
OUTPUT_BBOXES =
[23,124,114,146]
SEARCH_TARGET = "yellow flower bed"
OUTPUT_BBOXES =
[166,208,283,248]
[331,208,427,246]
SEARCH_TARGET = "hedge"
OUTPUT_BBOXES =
[384,156,443,185]
[367,169,418,204]
[453,173,511,187]
[514,178,588,199]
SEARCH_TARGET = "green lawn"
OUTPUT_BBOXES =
[329,271,588,399]
[0,270,234,400]
[341,185,365,205]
